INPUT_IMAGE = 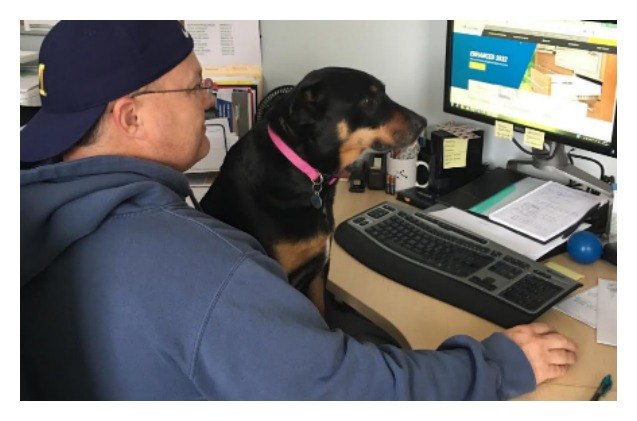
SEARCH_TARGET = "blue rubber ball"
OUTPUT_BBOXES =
[567,231,603,264]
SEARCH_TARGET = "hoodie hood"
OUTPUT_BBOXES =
[21,156,192,287]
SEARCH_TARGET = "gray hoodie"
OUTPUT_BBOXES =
[21,155,535,400]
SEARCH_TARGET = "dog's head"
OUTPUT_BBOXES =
[271,67,427,170]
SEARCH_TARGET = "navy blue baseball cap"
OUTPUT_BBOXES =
[21,21,194,162]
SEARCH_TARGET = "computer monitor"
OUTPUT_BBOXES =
[443,20,617,194]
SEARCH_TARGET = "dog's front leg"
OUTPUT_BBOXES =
[306,268,327,316]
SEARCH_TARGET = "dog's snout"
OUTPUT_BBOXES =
[388,109,427,148]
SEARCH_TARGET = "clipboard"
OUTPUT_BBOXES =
[470,206,597,244]
[484,181,606,244]
[434,168,607,245]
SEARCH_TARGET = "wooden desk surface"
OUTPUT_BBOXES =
[327,181,617,400]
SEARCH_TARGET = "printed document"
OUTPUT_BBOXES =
[596,279,617,346]
[488,181,606,243]
[553,286,598,328]
[185,21,261,67]
[552,278,617,347]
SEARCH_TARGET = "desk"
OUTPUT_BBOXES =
[327,181,617,400]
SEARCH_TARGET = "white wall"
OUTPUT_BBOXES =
[260,20,617,181]
[261,21,447,127]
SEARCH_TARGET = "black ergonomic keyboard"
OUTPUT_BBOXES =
[334,202,582,327]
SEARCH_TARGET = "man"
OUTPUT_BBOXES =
[21,21,577,400]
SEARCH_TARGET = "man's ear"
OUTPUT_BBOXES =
[289,79,327,125]
[110,97,140,136]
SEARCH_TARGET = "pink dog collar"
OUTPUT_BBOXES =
[267,125,338,186]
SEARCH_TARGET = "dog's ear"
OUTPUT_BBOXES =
[289,79,327,125]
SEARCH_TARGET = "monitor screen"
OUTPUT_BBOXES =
[443,20,617,157]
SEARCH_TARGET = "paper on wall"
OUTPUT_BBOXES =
[185,21,261,68]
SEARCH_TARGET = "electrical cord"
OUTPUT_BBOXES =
[510,134,558,160]
[566,148,612,195]
[567,148,605,180]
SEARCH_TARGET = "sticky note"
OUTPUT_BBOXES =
[495,120,513,140]
[523,128,545,149]
[443,137,468,169]
[545,261,584,281]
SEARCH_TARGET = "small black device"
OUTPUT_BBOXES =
[365,152,386,190]
[602,242,617,265]
[396,187,440,209]
[348,159,366,193]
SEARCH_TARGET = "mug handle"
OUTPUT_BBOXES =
[415,161,429,188]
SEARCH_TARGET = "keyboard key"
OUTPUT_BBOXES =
[504,255,530,270]
[489,261,523,279]
[499,275,563,311]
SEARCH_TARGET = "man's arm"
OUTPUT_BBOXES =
[189,252,575,400]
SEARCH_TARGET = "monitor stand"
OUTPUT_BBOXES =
[506,142,612,195]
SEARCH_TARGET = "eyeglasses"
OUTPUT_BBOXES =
[129,78,216,98]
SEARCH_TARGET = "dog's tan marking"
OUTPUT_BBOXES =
[337,113,415,168]
[370,85,378,94]
[306,271,326,316]
[303,89,314,102]
[274,234,329,275]
[337,121,350,142]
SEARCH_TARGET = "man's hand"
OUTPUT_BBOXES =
[504,322,578,385]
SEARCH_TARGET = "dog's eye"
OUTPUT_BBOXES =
[360,97,375,108]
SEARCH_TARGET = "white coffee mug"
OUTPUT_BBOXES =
[387,156,429,192]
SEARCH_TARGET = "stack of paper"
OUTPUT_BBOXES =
[428,206,587,261]
[553,278,617,346]
[185,20,261,139]
[186,20,262,95]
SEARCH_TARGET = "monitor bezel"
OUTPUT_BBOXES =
[443,20,617,158]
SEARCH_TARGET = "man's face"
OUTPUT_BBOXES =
[137,52,215,172]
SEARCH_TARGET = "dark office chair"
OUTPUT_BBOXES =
[255,85,295,122]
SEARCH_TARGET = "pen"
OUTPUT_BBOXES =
[562,203,601,239]
[590,374,612,401]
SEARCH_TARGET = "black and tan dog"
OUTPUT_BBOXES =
[200,67,426,315]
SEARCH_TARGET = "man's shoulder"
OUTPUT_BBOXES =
[112,203,267,259]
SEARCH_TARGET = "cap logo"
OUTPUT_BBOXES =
[38,63,47,97]
[181,27,190,38]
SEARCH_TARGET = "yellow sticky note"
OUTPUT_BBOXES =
[523,128,545,149]
[443,137,468,169]
[495,120,513,140]
[545,261,584,281]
